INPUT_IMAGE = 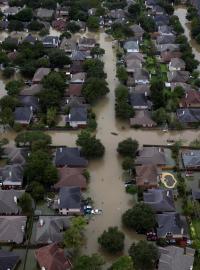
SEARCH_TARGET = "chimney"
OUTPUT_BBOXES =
[58,198,60,205]
[9,171,12,177]
[30,106,33,111]
[14,196,17,203]
[69,113,71,120]
[182,110,185,116]
[39,219,44,226]
[145,91,148,97]
[60,147,63,153]
[166,190,169,197]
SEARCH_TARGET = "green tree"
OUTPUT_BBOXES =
[27,181,45,202]
[46,107,57,127]
[0,95,19,110]
[117,138,138,158]
[15,131,51,147]
[8,20,24,31]
[122,203,156,233]
[116,66,128,83]
[15,7,33,21]
[76,130,105,158]
[64,216,86,250]
[0,108,14,126]
[48,49,71,68]
[122,157,134,171]
[150,77,165,109]
[152,108,169,125]
[42,71,66,93]
[87,16,99,31]
[5,80,23,96]
[73,254,104,270]
[83,77,109,103]
[109,256,135,270]
[129,241,158,270]
[0,51,9,65]
[83,59,106,78]
[3,67,14,78]
[115,85,134,119]
[91,46,105,58]
[98,227,125,254]
[18,192,33,214]
[28,20,44,31]
[67,22,81,33]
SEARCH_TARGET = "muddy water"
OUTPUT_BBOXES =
[174,7,200,65]
[48,31,200,267]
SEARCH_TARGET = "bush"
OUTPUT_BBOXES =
[3,67,14,78]
[117,138,138,158]
[126,185,137,195]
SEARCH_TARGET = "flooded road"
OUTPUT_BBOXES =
[174,7,200,66]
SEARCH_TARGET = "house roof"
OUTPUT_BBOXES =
[65,96,86,108]
[156,212,188,238]
[135,164,160,186]
[57,186,81,209]
[130,110,157,127]
[144,189,175,212]
[54,147,88,167]
[0,250,20,270]
[157,34,176,44]
[168,71,189,83]
[157,44,180,53]
[34,216,70,244]
[134,84,150,94]
[78,37,96,47]
[154,14,169,26]
[54,167,87,189]
[134,69,149,81]
[158,25,173,34]
[14,107,33,123]
[36,8,54,19]
[4,6,20,15]
[23,34,37,44]
[68,84,83,96]
[129,24,144,36]
[42,36,59,47]
[136,147,166,166]
[70,61,84,74]
[3,147,28,165]
[20,84,43,96]
[124,52,145,62]
[177,108,200,123]
[126,59,142,71]
[0,216,27,244]
[124,40,139,51]
[19,95,40,112]
[109,9,125,19]
[32,68,50,82]
[161,51,182,63]
[130,92,150,108]
[0,189,24,214]
[170,58,185,69]
[0,164,24,186]
[60,37,77,51]
[181,149,200,168]
[69,106,87,122]
[71,50,87,61]
[35,243,71,270]
[158,246,195,270]
[70,72,86,83]
[170,82,192,92]
[180,90,200,107]
[192,189,200,200]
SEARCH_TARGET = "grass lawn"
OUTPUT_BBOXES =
[190,219,200,240]
[160,63,168,73]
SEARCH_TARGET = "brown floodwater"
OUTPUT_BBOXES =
[174,7,200,65]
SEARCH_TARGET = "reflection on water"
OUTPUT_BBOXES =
[174,7,200,66]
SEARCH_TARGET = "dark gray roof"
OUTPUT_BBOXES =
[58,186,81,209]
[134,69,149,81]
[177,108,200,123]
[192,189,200,200]
[20,84,43,96]
[71,50,87,61]
[124,40,139,51]
[157,34,176,44]
[0,189,24,214]
[154,14,169,26]
[23,34,37,44]
[181,150,200,168]
[14,107,33,123]
[54,147,88,167]
[36,8,54,19]
[144,189,175,212]
[158,25,173,34]
[0,250,20,270]
[168,71,189,83]
[156,212,188,238]
[158,246,195,270]
[42,36,59,48]
[130,92,150,108]
[0,164,24,186]
[34,216,70,244]
[136,147,166,166]
[69,107,87,122]
[19,95,40,112]
[0,216,27,244]
[3,147,28,165]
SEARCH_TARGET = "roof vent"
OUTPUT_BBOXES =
[9,171,12,177]
[58,198,60,205]
[166,191,169,197]
[39,219,44,227]
[14,196,17,203]
[60,147,63,153]
[21,225,25,232]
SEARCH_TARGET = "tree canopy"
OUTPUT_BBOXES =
[18,192,33,214]
[109,256,135,270]
[73,254,104,270]
[15,131,51,147]
[117,138,138,158]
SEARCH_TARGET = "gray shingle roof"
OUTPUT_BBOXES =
[130,92,150,108]
[14,107,33,123]
[0,216,27,244]
[135,147,166,166]
[36,8,54,19]
[69,107,87,122]
[0,164,24,186]
[0,250,20,270]
[144,189,175,212]
[124,40,139,51]
[181,150,200,168]
[54,147,88,167]
[58,186,81,209]
[177,108,200,123]
[0,189,24,214]
[168,71,189,83]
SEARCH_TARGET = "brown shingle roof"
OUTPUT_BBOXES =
[180,90,200,108]
[35,243,71,270]
[136,164,160,187]
[54,167,87,189]
[68,84,83,96]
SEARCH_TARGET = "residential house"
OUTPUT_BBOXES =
[71,50,88,61]
[3,147,28,166]
[3,36,19,48]
[70,72,86,84]
[20,84,43,96]
[169,58,186,71]
[151,5,165,15]
[78,37,96,50]
[32,68,50,84]
[134,69,150,84]
[56,6,69,18]
[70,61,84,74]
[109,9,125,21]
[179,90,200,108]
[59,37,77,54]
[143,189,175,213]
[156,34,176,45]
[0,216,27,244]
[123,40,139,53]
[0,20,9,30]
[23,34,37,45]
[0,189,24,214]
[130,110,157,127]
[156,44,180,54]
[160,51,182,63]
[129,92,151,110]
[52,19,66,32]
[124,52,145,63]
[14,107,33,125]
[135,147,166,167]
[135,164,161,188]
[54,186,81,215]
[33,216,70,244]
[4,6,21,16]
[0,250,20,270]
[177,108,200,124]
[35,243,72,270]
[156,212,188,240]
[129,24,144,41]
[67,107,87,128]
[0,164,24,189]
[42,36,60,48]
[134,84,150,94]
[158,246,195,270]
[67,84,82,96]
[126,59,142,73]
[65,96,86,109]
[167,71,190,83]
[19,95,40,112]
[54,167,87,190]
[181,149,200,170]
[158,25,174,35]
[36,8,54,21]
[170,82,192,92]
[154,14,170,27]
[145,0,157,9]
[191,0,200,15]
[54,147,88,167]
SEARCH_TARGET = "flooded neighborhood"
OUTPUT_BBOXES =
[0,0,200,270]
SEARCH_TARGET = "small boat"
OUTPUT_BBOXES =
[91,209,103,215]
[111,132,118,136]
